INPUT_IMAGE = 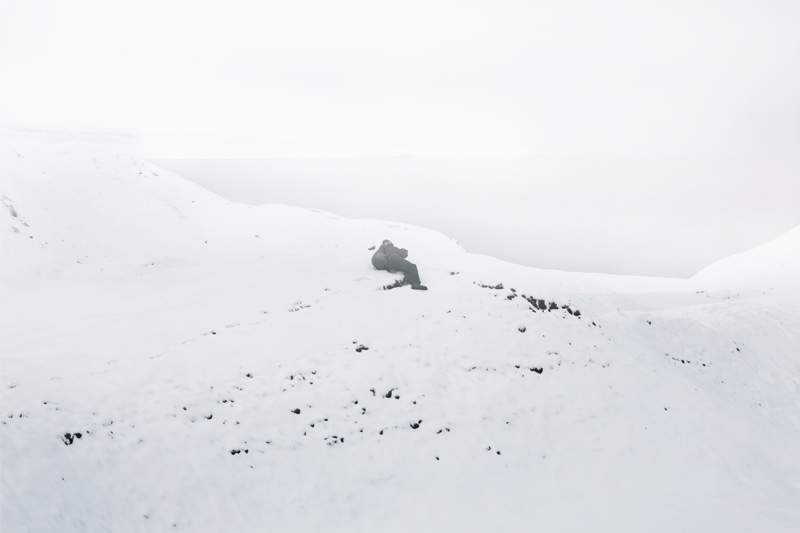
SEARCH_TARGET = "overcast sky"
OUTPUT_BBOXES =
[2,0,799,276]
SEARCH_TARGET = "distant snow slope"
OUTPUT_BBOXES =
[691,225,800,291]
[2,136,799,532]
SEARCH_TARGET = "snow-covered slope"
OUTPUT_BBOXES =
[2,137,799,532]
[691,224,800,292]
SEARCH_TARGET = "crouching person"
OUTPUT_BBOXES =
[371,239,428,290]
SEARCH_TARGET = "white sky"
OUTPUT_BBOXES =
[2,0,799,276]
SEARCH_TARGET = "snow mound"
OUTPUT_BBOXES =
[691,225,800,292]
[2,137,800,532]
[0,136,464,284]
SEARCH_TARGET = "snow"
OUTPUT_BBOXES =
[2,135,800,532]
[691,225,800,292]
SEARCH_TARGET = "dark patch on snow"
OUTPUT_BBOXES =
[355,344,369,352]
[383,279,406,290]
[518,295,582,318]
[289,301,310,312]
[61,432,83,445]
[477,282,504,290]
[665,353,708,368]
[2,196,20,220]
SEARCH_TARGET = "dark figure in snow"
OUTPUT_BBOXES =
[372,239,428,290]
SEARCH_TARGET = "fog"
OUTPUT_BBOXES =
[153,155,799,277]
[3,0,799,276]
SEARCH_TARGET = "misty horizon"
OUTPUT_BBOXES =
[3,0,798,278]
[152,155,799,279]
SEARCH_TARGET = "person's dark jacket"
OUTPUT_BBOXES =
[371,241,407,270]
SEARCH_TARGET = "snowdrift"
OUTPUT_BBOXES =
[2,137,799,532]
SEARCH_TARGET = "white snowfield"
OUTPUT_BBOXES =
[1,137,799,533]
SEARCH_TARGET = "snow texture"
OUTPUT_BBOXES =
[2,136,800,532]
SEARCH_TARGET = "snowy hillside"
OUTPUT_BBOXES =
[2,137,800,532]
[691,225,800,292]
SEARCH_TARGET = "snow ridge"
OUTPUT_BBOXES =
[691,224,800,291]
